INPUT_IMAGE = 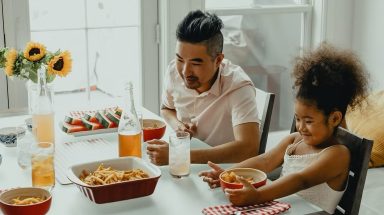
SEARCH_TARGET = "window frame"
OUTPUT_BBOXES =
[0,0,160,114]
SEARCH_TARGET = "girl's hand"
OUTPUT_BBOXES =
[225,176,261,206]
[198,161,224,189]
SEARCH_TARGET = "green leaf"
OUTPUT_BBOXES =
[46,72,56,83]
[28,69,38,83]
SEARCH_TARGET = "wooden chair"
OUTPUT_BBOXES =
[305,126,373,215]
[289,118,373,215]
[255,87,275,155]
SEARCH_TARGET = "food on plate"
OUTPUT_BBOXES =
[81,118,103,130]
[61,107,122,133]
[79,164,149,186]
[61,122,88,133]
[63,116,83,126]
[115,107,123,116]
[95,111,117,128]
[83,113,99,123]
[105,111,121,126]
[12,196,46,205]
[221,171,254,184]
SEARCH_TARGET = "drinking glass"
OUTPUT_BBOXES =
[169,131,190,178]
[31,142,55,191]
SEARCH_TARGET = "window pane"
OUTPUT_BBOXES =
[29,0,85,30]
[218,13,302,131]
[87,27,141,99]
[86,0,139,27]
[29,0,141,112]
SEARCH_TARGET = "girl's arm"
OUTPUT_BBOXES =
[232,144,350,205]
[232,133,297,173]
[199,133,297,188]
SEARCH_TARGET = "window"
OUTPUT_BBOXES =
[205,0,312,131]
[29,0,142,111]
[1,0,159,114]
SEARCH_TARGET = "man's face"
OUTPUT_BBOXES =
[175,41,223,93]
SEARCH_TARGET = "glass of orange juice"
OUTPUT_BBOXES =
[31,142,55,191]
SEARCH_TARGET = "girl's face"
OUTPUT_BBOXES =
[294,99,341,146]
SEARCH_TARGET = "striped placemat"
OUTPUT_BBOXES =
[55,138,117,185]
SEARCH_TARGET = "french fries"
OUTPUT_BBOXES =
[12,196,46,205]
[221,171,254,184]
[79,164,149,186]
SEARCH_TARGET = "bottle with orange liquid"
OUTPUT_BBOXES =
[31,68,55,144]
[118,82,142,157]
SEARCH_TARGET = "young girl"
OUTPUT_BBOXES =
[199,43,369,214]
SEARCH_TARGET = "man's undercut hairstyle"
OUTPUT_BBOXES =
[176,10,224,59]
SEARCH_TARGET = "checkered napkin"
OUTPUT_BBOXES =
[202,201,290,215]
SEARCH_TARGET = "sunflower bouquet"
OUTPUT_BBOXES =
[0,42,72,83]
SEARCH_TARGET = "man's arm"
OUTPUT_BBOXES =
[191,122,260,163]
[160,105,184,131]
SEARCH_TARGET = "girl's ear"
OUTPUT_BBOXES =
[329,111,343,127]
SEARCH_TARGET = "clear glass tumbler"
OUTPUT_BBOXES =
[31,142,55,191]
[169,131,190,178]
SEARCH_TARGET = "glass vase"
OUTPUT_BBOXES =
[27,80,54,115]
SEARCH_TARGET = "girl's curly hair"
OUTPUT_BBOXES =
[292,43,369,117]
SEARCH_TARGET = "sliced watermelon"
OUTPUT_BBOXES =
[64,115,83,125]
[106,110,121,125]
[84,112,98,123]
[115,107,123,116]
[61,122,88,133]
[95,111,117,128]
[81,118,103,130]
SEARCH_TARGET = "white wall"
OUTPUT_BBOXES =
[319,0,384,91]
[352,0,384,91]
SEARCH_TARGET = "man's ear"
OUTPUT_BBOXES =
[215,53,224,67]
[329,111,343,127]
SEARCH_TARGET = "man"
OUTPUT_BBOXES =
[146,10,260,165]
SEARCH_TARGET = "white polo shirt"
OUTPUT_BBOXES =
[162,59,259,147]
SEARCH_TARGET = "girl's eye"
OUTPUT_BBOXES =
[305,121,313,124]
[177,59,183,63]
[192,63,201,66]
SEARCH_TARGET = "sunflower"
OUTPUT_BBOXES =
[23,42,46,61]
[47,51,72,77]
[4,49,17,76]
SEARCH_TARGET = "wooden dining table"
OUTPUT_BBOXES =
[0,109,322,215]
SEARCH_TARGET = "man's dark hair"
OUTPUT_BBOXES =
[176,10,223,59]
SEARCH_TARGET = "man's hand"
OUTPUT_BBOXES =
[178,121,197,138]
[146,139,169,166]
[198,161,224,189]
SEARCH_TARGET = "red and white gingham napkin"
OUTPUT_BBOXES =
[202,201,290,215]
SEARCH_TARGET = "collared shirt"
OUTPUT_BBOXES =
[162,59,259,147]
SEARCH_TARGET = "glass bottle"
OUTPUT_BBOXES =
[118,82,142,157]
[32,68,55,144]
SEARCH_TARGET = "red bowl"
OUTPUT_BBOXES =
[0,187,52,215]
[142,119,166,142]
[67,156,162,204]
[219,168,267,190]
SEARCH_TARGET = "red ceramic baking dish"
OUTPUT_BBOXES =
[67,156,161,204]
